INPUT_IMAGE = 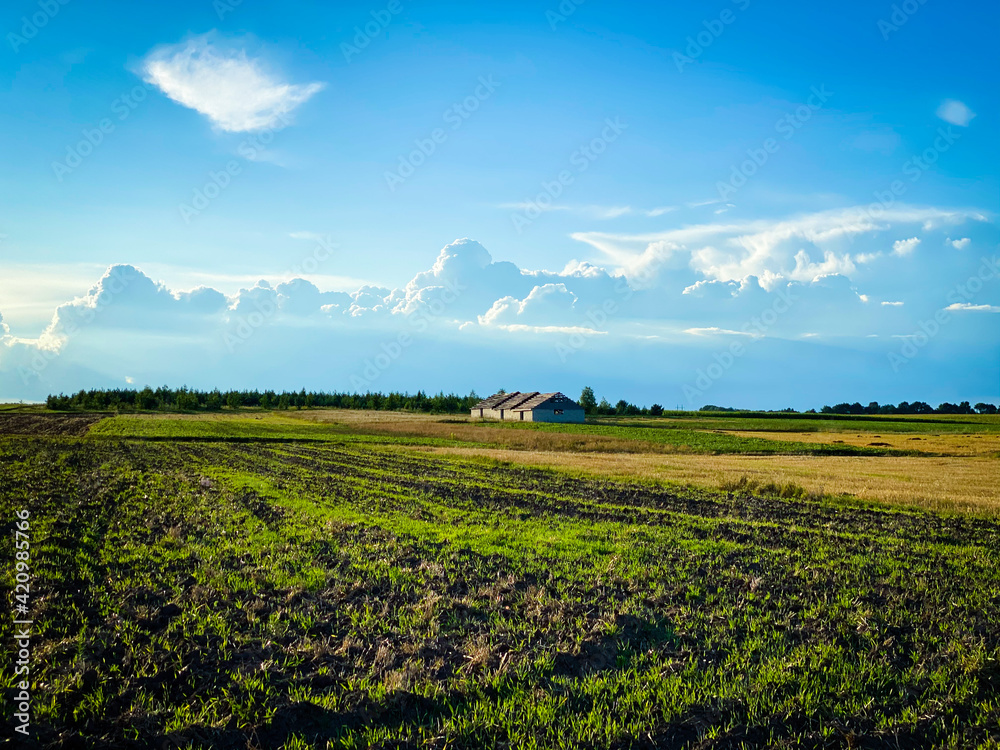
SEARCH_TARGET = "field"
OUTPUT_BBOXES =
[1,409,999,748]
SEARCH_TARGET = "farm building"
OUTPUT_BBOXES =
[471,392,585,423]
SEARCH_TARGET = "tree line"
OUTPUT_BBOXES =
[45,386,997,416]
[46,388,482,414]
[816,400,997,415]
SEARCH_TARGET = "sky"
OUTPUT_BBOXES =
[0,0,997,408]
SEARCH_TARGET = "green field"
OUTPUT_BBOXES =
[1,412,999,748]
[85,413,923,457]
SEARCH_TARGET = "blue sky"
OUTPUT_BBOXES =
[0,0,997,407]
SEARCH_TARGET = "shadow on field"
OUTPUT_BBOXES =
[157,693,442,749]
[552,613,675,678]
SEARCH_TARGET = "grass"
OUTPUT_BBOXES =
[413,446,1000,516]
[1,410,998,748]
[1,426,999,748]
[283,410,923,457]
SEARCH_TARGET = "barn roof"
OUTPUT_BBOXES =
[473,391,582,411]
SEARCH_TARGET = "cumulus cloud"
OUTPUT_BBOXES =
[891,237,920,257]
[142,34,325,132]
[571,205,980,286]
[3,232,998,404]
[947,237,971,250]
[936,99,976,128]
[478,284,579,328]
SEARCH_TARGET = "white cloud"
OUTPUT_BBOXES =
[498,204,676,220]
[881,301,904,307]
[478,284,578,328]
[891,237,920,257]
[571,205,979,286]
[5,237,998,405]
[936,99,976,128]
[944,303,1000,313]
[947,237,971,250]
[142,34,325,132]
[683,327,757,337]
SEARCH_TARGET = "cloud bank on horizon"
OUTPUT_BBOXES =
[2,203,998,408]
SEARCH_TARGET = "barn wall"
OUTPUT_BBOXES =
[525,408,585,424]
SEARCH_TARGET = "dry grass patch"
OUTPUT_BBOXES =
[409,446,1000,515]
[723,429,1000,457]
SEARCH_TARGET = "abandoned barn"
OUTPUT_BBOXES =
[471,392,586,423]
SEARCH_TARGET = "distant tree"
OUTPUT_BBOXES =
[226,391,242,410]
[578,386,597,414]
[597,398,613,416]
[975,402,998,415]
[205,390,223,411]
[866,401,880,414]
[176,388,199,411]
[649,403,663,417]
[136,387,157,410]
[614,399,629,416]
[277,393,291,410]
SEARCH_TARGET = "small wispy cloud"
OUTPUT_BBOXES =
[891,237,920,257]
[684,326,757,337]
[947,237,971,250]
[936,99,975,127]
[881,301,904,306]
[142,34,325,132]
[497,203,675,219]
[945,303,1000,313]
